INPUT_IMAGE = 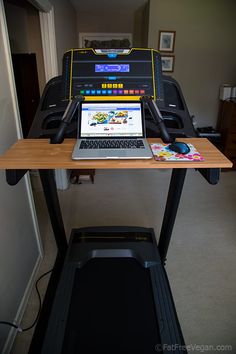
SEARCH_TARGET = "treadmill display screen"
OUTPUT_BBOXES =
[95,64,130,73]
[61,49,165,102]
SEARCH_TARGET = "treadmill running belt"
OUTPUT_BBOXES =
[62,258,162,354]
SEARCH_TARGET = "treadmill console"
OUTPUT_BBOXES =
[62,48,164,107]
[28,48,197,140]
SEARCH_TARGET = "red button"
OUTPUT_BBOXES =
[129,90,134,94]
[140,90,145,94]
[135,90,139,94]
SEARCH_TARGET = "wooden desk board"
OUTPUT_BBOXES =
[0,138,232,170]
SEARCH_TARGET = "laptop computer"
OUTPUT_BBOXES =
[72,101,153,160]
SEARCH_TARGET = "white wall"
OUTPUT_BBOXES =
[77,7,148,47]
[148,0,236,127]
[50,0,77,73]
[0,2,42,352]
[76,10,134,35]
[133,3,149,47]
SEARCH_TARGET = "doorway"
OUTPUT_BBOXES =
[4,0,46,137]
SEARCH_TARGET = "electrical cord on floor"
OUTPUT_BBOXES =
[0,268,53,333]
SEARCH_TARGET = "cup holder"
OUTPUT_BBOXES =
[42,114,63,130]
[162,113,183,129]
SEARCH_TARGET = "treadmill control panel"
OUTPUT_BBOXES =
[62,48,164,106]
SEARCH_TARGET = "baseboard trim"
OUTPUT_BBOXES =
[2,254,43,354]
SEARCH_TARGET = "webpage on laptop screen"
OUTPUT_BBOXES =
[80,103,143,138]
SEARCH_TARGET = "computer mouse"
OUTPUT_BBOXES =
[168,142,190,154]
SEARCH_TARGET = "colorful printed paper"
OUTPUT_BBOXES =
[150,143,204,162]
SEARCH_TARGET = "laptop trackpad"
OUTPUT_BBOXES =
[101,150,129,158]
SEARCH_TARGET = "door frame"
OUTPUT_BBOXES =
[0,1,43,352]
[39,6,59,82]
[28,0,59,82]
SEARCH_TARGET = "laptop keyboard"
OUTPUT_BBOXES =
[80,139,145,149]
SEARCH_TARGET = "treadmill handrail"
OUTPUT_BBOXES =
[50,96,84,144]
[141,96,174,143]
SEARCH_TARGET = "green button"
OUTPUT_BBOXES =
[80,90,85,94]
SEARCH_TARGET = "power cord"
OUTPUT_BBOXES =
[0,268,53,332]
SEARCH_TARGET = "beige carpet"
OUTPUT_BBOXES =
[11,169,236,354]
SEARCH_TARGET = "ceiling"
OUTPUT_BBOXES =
[70,0,148,13]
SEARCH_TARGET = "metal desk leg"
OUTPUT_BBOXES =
[28,170,67,353]
[39,170,67,258]
[158,169,187,264]
[28,254,63,354]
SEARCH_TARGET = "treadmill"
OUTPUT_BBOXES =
[41,227,185,354]
[23,48,203,353]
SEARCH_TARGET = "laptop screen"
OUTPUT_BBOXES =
[79,102,144,138]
